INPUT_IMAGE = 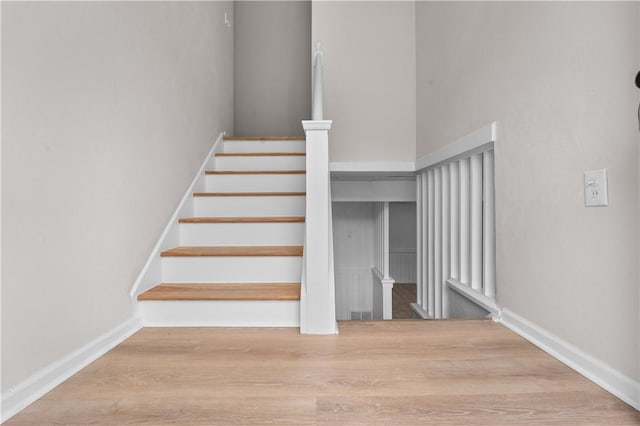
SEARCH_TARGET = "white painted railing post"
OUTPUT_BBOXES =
[301,120,336,334]
[427,169,435,318]
[483,150,496,298]
[434,168,442,318]
[415,175,423,307]
[383,202,390,280]
[421,172,428,312]
[470,154,483,292]
[441,165,451,318]
[459,158,471,286]
[372,202,394,320]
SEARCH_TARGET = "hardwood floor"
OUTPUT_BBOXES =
[392,283,417,319]
[160,246,303,257]
[137,283,301,301]
[6,320,639,425]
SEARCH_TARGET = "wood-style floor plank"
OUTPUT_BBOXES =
[215,152,305,157]
[205,170,306,175]
[179,216,305,223]
[193,191,305,197]
[137,283,301,301]
[160,246,303,257]
[6,321,639,425]
[223,135,306,141]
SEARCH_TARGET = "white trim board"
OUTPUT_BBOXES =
[415,122,496,171]
[1,317,142,423]
[331,180,416,202]
[496,308,640,411]
[129,132,225,298]
[410,303,432,319]
[447,278,499,315]
[330,161,415,174]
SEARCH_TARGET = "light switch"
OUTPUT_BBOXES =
[584,168,609,207]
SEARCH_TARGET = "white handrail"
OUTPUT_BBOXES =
[312,41,324,120]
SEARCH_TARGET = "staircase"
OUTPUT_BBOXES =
[137,135,306,327]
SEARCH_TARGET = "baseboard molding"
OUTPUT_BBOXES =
[1,316,142,423]
[129,132,225,298]
[497,308,640,410]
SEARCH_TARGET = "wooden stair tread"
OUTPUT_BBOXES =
[179,217,305,224]
[215,152,305,157]
[160,246,303,257]
[206,170,306,175]
[193,191,305,197]
[137,283,301,301]
[223,136,305,141]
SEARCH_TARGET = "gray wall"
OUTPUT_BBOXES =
[416,2,639,381]
[389,202,416,251]
[234,1,311,136]
[312,1,416,162]
[1,1,233,392]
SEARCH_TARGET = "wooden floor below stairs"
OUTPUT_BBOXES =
[6,320,639,425]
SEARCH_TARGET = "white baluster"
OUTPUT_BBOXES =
[434,168,442,319]
[450,161,459,281]
[441,164,450,318]
[427,169,435,317]
[483,150,496,298]
[416,174,423,306]
[459,158,470,286]
[470,154,483,292]
[421,172,428,311]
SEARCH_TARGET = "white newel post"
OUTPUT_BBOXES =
[381,202,394,319]
[301,120,337,334]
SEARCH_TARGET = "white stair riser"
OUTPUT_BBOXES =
[215,156,306,171]
[180,222,304,246]
[139,300,300,327]
[162,256,302,282]
[222,140,305,153]
[194,196,305,217]
[206,174,305,192]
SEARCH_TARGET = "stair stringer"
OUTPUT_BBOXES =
[129,132,225,300]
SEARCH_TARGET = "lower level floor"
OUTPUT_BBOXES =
[6,320,639,425]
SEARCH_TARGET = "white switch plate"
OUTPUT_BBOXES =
[584,168,609,207]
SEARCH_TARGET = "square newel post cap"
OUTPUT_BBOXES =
[302,120,332,131]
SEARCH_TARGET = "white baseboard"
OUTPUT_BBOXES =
[1,316,142,423]
[497,308,640,411]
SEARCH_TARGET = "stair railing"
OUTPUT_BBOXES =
[413,123,498,319]
[300,41,337,334]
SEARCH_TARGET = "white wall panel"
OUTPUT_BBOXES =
[389,250,416,284]
[332,203,375,320]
